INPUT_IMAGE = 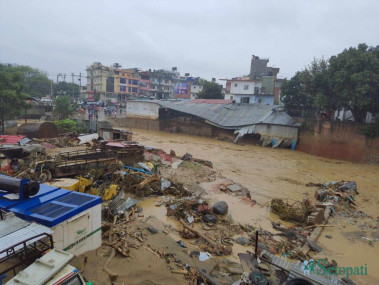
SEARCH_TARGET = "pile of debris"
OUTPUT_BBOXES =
[270,198,310,223]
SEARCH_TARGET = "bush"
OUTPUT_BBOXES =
[54,119,78,134]
[361,121,379,138]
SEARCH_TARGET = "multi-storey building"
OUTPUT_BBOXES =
[86,62,117,100]
[138,71,150,97]
[149,68,179,99]
[222,55,280,105]
[115,68,139,101]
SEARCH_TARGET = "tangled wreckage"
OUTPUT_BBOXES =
[0,129,368,284]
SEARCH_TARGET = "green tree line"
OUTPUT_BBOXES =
[281,43,379,122]
[0,63,80,121]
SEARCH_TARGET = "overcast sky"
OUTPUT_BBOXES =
[0,0,378,85]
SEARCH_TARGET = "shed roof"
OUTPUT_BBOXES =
[0,135,26,145]
[156,101,300,129]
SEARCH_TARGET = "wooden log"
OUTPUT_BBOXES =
[137,175,159,189]
[103,248,118,281]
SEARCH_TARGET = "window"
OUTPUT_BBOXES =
[128,79,132,85]
[120,78,126,84]
[132,80,138,85]
[244,85,249,90]
[241,97,250,104]
[128,87,131,92]
[230,96,234,100]
[234,83,237,87]
[258,98,262,104]
[132,87,138,92]
[120,86,126,92]
[254,87,259,94]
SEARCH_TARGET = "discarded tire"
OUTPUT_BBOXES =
[213,201,228,215]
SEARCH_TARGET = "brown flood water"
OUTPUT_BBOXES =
[130,129,379,284]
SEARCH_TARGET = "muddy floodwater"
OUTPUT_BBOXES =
[130,129,379,284]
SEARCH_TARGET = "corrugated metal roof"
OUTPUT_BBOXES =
[157,101,300,129]
[189,99,233,104]
[0,213,52,258]
[0,135,26,145]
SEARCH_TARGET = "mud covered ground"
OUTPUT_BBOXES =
[129,129,379,284]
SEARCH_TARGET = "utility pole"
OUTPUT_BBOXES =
[71,73,74,98]
[79,72,82,96]
[50,80,53,98]
[56,73,62,83]
[0,97,4,135]
[63,74,66,82]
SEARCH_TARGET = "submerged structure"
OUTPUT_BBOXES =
[125,100,300,148]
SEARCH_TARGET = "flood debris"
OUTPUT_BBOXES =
[270,198,309,223]
[3,128,370,285]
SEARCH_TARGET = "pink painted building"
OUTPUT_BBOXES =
[139,71,150,97]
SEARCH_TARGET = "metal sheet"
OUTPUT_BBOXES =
[135,100,300,129]
[0,213,52,259]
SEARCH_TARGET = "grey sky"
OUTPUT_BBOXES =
[0,0,378,85]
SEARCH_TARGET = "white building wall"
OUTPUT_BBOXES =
[225,94,274,105]
[190,84,203,99]
[230,81,261,94]
[126,101,159,119]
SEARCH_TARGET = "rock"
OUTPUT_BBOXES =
[325,234,332,239]
[258,242,268,251]
[147,226,158,234]
[177,240,187,248]
[213,201,228,215]
[226,184,242,192]
[202,214,218,223]
[307,240,323,252]
[235,237,250,246]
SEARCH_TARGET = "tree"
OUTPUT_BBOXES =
[54,95,73,119]
[281,57,328,116]
[196,81,223,99]
[54,81,80,97]
[12,65,51,98]
[281,72,314,116]
[0,65,30,132]
[320,44,379,122]
[54,119,78,133]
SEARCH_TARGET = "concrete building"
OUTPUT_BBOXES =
[115,68,139,101]
[138,71,151,97]
[149,68,179,99]
[86,62,117,100]
[222,55,281,105]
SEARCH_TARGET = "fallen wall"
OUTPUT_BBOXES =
[296,119,379,163]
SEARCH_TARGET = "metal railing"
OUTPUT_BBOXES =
[0,233,54,277]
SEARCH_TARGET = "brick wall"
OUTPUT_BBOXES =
[297,119,379,163]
